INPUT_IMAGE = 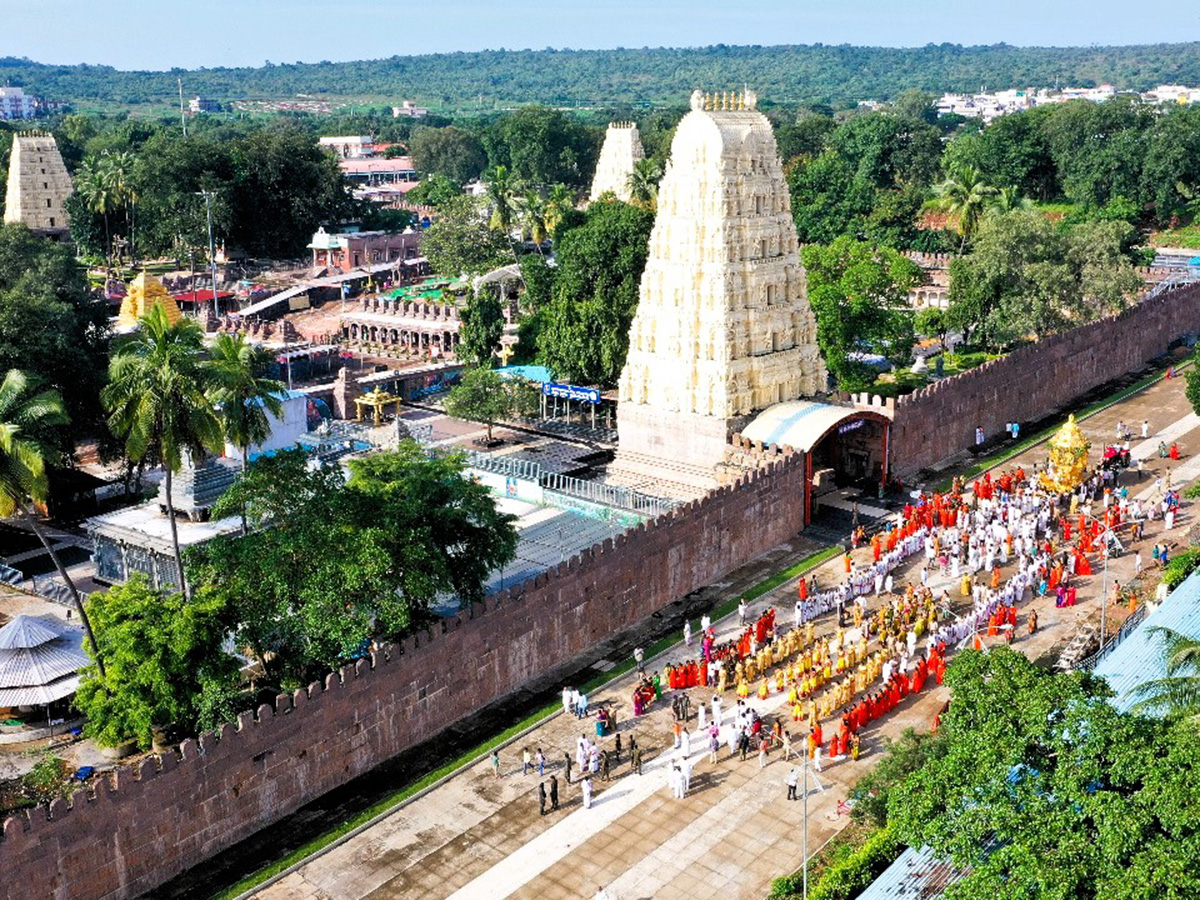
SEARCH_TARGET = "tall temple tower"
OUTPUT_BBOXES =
[3,132,72,240]
[616,90,826,470]
[589,122,645,203]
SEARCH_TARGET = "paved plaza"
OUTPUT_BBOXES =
[256,370,1198,900]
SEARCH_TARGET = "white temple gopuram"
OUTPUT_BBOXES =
[614,90,827,477]
[588,121,645,204]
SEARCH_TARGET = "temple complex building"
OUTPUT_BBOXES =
[3,132,72,239]
[589,122,645,203]
[615,90,827,473]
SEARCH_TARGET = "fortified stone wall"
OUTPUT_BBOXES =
[0,455,809,900]
[890,284,1200,476]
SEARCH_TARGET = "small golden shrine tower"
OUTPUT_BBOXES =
[117,271,183,331]
[1039,414,1091,493]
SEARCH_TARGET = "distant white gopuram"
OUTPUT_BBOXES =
[588,121,645,203]
[616,89,827,469]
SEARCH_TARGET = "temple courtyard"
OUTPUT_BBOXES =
[251,366,1199,900]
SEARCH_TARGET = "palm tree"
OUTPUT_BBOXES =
[103,305,223,596]
[484,165,520,235]
[628,158,665,211]
[932,165,997,251]
[520,190,549,252]
[0,369,104,674]
[545,184,576,236]
[1131,626,1200,720]
[990,185,1033,214]
[207,334,284,532]
[101,150,138,263]
[76,157,118,268]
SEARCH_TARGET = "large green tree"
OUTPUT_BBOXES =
[103,305,223,595]
[483,106,599,189]
[74,575,239,750]
[227,122,354,257]
[801,237,921,390]
[421,195,512,277]
[888,647,1200,900]
[444,366,513,442]
[409,125,487,183]
[188,447,516,686]
[538,199,653,386]
[459,289,505,366]
[0,224,108,445]
[947,209,1139,349]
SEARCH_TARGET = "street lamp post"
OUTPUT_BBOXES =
[196,190,220,319]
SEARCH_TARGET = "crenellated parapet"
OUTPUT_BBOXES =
[0,450,810,900]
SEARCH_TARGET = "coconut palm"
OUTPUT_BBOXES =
[207,334,284,531]
[76,156,118,268]
[628,158,665,211]
[932,165,998,251]
[544,184,576,236]
[990,185,1033,214]
[0,369,104,674]
[1131,626,1200,720]
[484,165,520,235]
[101,150,138,263]
[103,305,223,596]
[520,190,549,251]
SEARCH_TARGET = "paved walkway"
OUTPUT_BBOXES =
[256,372,1200,900]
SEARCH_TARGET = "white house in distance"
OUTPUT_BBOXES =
[392,101,428,119]
[318,136,375,159]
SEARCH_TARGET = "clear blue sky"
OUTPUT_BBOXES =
[5,0,1200,70]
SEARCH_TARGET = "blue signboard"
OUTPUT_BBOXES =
[542,382,601,404]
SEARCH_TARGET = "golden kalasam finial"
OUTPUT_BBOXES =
[722,90,730,110]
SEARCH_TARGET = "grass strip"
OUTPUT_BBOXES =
[935,361,1191,492]
[219,543,840,899]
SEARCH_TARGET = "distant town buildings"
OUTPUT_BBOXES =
[188,96,222,114]
[932,83,1200,123]
[392,100,428,119]
[3,132,72,239]
[338,157,417,187]
[0,86,37,119]
[318,135,376,159]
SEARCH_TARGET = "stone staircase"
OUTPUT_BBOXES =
[1056,621,1099,671]
[604,452,721,503]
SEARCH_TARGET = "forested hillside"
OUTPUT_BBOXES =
[6,42,1200,109]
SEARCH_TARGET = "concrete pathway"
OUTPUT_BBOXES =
[255,372,1200,900]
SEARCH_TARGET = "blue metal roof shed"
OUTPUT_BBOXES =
[1092,567,1200,715]
[854,845,967,900]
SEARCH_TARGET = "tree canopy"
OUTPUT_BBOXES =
[537,199,654,386]
[801,237,921,390]
[75,575,239,749]
[887,648,1200,900]
[0,225,107,445]
[187,447,516,687]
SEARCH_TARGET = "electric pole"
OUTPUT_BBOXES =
[196,190,219,318]
[178,77,188,138]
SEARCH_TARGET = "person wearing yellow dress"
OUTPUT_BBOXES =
[775,669,786,694]
[757,679,770,700]
[718,667,728,693]
[961,572,971,596]
[737,679,750,699]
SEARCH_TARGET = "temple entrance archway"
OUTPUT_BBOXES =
[741,401,891,526]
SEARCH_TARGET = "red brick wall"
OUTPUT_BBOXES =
[890,285,1200,475]
[0,455,809,900]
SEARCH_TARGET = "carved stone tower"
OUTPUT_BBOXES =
[3,132,72,239]
[616,90,827,469]
[589,122,645,203]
